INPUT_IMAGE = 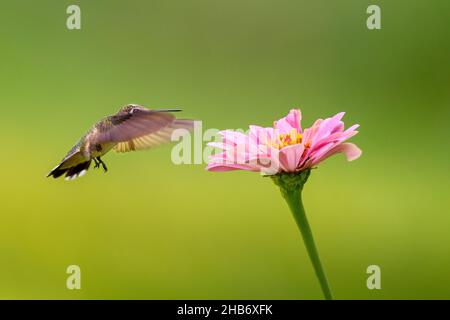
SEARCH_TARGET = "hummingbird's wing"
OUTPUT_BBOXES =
[93,105,194,153]
[113,119,194,153]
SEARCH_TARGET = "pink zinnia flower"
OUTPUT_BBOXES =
[206,108,362,299]
[207,109,361,174]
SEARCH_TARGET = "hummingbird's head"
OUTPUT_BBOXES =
[120,104,141,113]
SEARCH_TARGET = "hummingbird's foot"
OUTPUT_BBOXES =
[93,158,100,169]
[96,157,108,172]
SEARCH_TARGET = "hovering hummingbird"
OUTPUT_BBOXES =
[47,104,194,180]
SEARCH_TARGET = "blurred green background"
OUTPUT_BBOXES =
[0,0,449,299]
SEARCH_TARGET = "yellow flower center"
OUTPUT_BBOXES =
[270,129,303,149]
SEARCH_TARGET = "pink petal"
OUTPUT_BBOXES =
[338,143,362,161]
[249,125,275,145]
[207,141,233,151]
[246,155,281,175]
[273,109,302,134]
[279,144,305,172]
[312,112,345,142]
[220,130,249,145]
[312,142,362,166]
[206,163,258,172]
[308,127,359,158]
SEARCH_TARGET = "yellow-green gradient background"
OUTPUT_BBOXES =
[0,0,449,299]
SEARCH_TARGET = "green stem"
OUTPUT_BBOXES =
[271,171,333,300]
[284,188,333,300]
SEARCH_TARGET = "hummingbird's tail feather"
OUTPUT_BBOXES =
[64,160,92,181]
[47,160,92,180]
[47,165,68,178]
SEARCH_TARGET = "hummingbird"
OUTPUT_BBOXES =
[47,104,194,180]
